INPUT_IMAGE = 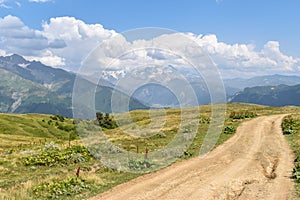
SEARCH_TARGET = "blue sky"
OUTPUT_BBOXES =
[0,0,299,77]
[1,0,299,55]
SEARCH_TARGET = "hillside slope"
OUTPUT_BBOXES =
[230,84,300,106]
[0,54,148,117]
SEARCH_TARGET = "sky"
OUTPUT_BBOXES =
[0,0,299,78]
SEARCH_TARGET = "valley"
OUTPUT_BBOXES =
[2,54,300,116]
[1,103,300,199]
[1,2,299,200]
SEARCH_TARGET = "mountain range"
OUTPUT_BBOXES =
[230,84,300,106]
[225,74,300,92]
[95,67,300,108]
[0,54,147,117]
[1,54,300,116]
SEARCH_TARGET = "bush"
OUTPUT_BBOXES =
[223,125,236,134]
[24,145,92,166]
[96,112,118,129]
[229,111,257,119]
[50,114,65,122]
[33,176,90,199]
[183,150,193,157]
[293,156,300,183]
[57,123,75,132]
[282,115,300,135]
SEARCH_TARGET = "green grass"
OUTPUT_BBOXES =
[1,103,300,199]
[283,114,300,198]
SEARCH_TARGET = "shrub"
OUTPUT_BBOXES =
[223,125,236,134]
[24,145,92,166]
[293,156,300,183]
[96,112,118,129]
[57,123,75,132]
[50,116,57,121]
[229,111,257,119]
[50,114,65,122]
[183,150,193,157]
[282,115,300,135]
[33,176,90,199]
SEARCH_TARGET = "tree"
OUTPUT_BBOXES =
[96,112,117,129]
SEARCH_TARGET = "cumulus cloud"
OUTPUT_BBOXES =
[189,34,300,76]
[0,15,45,52]
[25,50,65,66]
[84,32,300,78]
[0,14,299,77]
[42,16,115,41]
[41,16,116,67]
[0,15,115,67]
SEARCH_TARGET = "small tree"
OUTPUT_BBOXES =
[96,112,104,123]
[96,112,117,129]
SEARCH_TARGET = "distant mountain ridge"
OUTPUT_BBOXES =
[230,84,300,106]
[0,54,148,117]
[2,54,300,113]
[224,74,300,94]
[96,66,300,107]
[0,54,74,86]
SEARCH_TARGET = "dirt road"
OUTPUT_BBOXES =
[90,115,294,200]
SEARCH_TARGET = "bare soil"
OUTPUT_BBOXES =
[90,115,294,200]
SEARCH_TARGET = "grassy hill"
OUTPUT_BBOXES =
[1,103,300,199]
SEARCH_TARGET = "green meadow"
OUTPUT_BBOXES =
[0,103,300,199]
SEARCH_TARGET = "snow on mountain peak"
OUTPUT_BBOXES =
[18,63,30,68]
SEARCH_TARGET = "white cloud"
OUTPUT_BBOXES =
[41,16,116,67]
[25,50,65,67]
[42,16,115,41]
[0,15,299,77]
[190,34,300,75]
[0,0,10,8]
[85,32,300,77]
[0,15,47,51]
[0,15,115,67]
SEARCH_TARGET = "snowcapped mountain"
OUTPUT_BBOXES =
[3,54,300,112]
[101,70,126,84]
[95,65,300,108]
[101,65,211,107]
[0,54,148,117]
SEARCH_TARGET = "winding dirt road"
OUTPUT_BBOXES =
[90,115,294,200]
